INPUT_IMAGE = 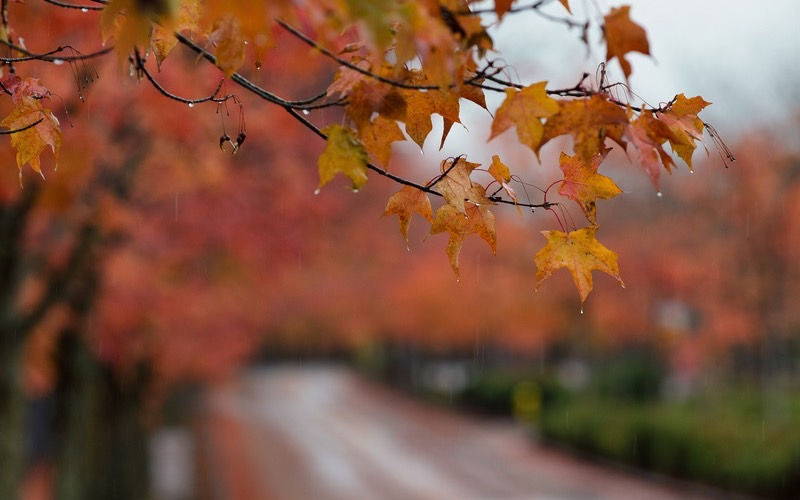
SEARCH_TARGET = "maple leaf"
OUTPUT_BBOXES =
[332,60,407,132]
[603,5,650,81]
[345,0,403,55]
[436,157,491,213]
[152,0,200,68]
[208,15,246,77]
[383,185,434,247]
[538,95,628,164]
[657,93,710,169]
[400,73,461,149]
[318,125,369,191]
[534,226,624,303]
[101,0,178,65]
[1,96,62,185]
[1,75,50,104]
[489,81,559,153]
[495,0,514,20]
[626,110,681,187]
[431,203,496,280]
[357,115,405,167]
[557,152,621,225]
[488,155,521,215]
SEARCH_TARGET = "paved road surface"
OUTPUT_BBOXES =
[201,364,717,500]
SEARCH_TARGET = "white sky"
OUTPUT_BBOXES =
[498,0,800,129]
[428,0,800,162]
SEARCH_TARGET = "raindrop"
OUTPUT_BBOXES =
[80,7,88,12]
[352,188,360,193]
[255,60,262,70]
[313,188,321,195]
[302,109,310,116]
[52,59,64,65]
[580,306,584,314]
[656,191,663,198]
[187,102,195,108]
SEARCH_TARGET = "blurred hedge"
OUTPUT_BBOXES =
[540,393,800,497]
[457,368,800,498]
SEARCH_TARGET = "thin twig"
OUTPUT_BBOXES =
[42,0,103,10]
[0,41,113,63]
[0,118,44,135]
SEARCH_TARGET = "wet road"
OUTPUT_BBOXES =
[201,364,715,500]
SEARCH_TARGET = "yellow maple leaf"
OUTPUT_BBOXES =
[1,96,62,185]
[435,157,491,214]
[488,155,521,215]
[152,0,200,68]
[383,185,434,247]
[101,0,179,66]
[317,125,369,191]
[489,81,559,153]
[534,226,624,303]
[431,203,496,280]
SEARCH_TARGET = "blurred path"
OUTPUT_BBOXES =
[201,364,713,500]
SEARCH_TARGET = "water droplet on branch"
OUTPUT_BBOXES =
[187,102,195,108]
[52,59,64,65]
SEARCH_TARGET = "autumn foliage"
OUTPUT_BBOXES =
[0,0,726,304]
[0,0,741,496]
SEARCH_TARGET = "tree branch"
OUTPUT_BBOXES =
[42,0,103,11]
[0,41,113,63]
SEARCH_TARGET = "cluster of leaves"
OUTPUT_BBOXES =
[0,0,724,304]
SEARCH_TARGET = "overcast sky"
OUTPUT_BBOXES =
[496,0,800,130]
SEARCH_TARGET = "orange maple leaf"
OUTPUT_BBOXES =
[431,202,496,280]
[495,0,514,20]
[208,15,246,77]
[317,125,369,191]
[603,5,650,82]
[538,95,628,164]
[657,94,710,169]
[535,226,624,303]
[383,185,434,247]
[357,115,406,167]
[489,81,559,153]
[557,152,621,225]
[626,110,681,187]
[1,96,62,185]
[400,72,461,149]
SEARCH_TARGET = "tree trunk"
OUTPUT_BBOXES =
[0,335,25,498]
[54,333,150,500]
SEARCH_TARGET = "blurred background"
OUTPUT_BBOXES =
[2,0,800,498]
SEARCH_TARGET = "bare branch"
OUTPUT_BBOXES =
[42,0,103,11]
[0,40,113,63]
[0,118,43,135]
